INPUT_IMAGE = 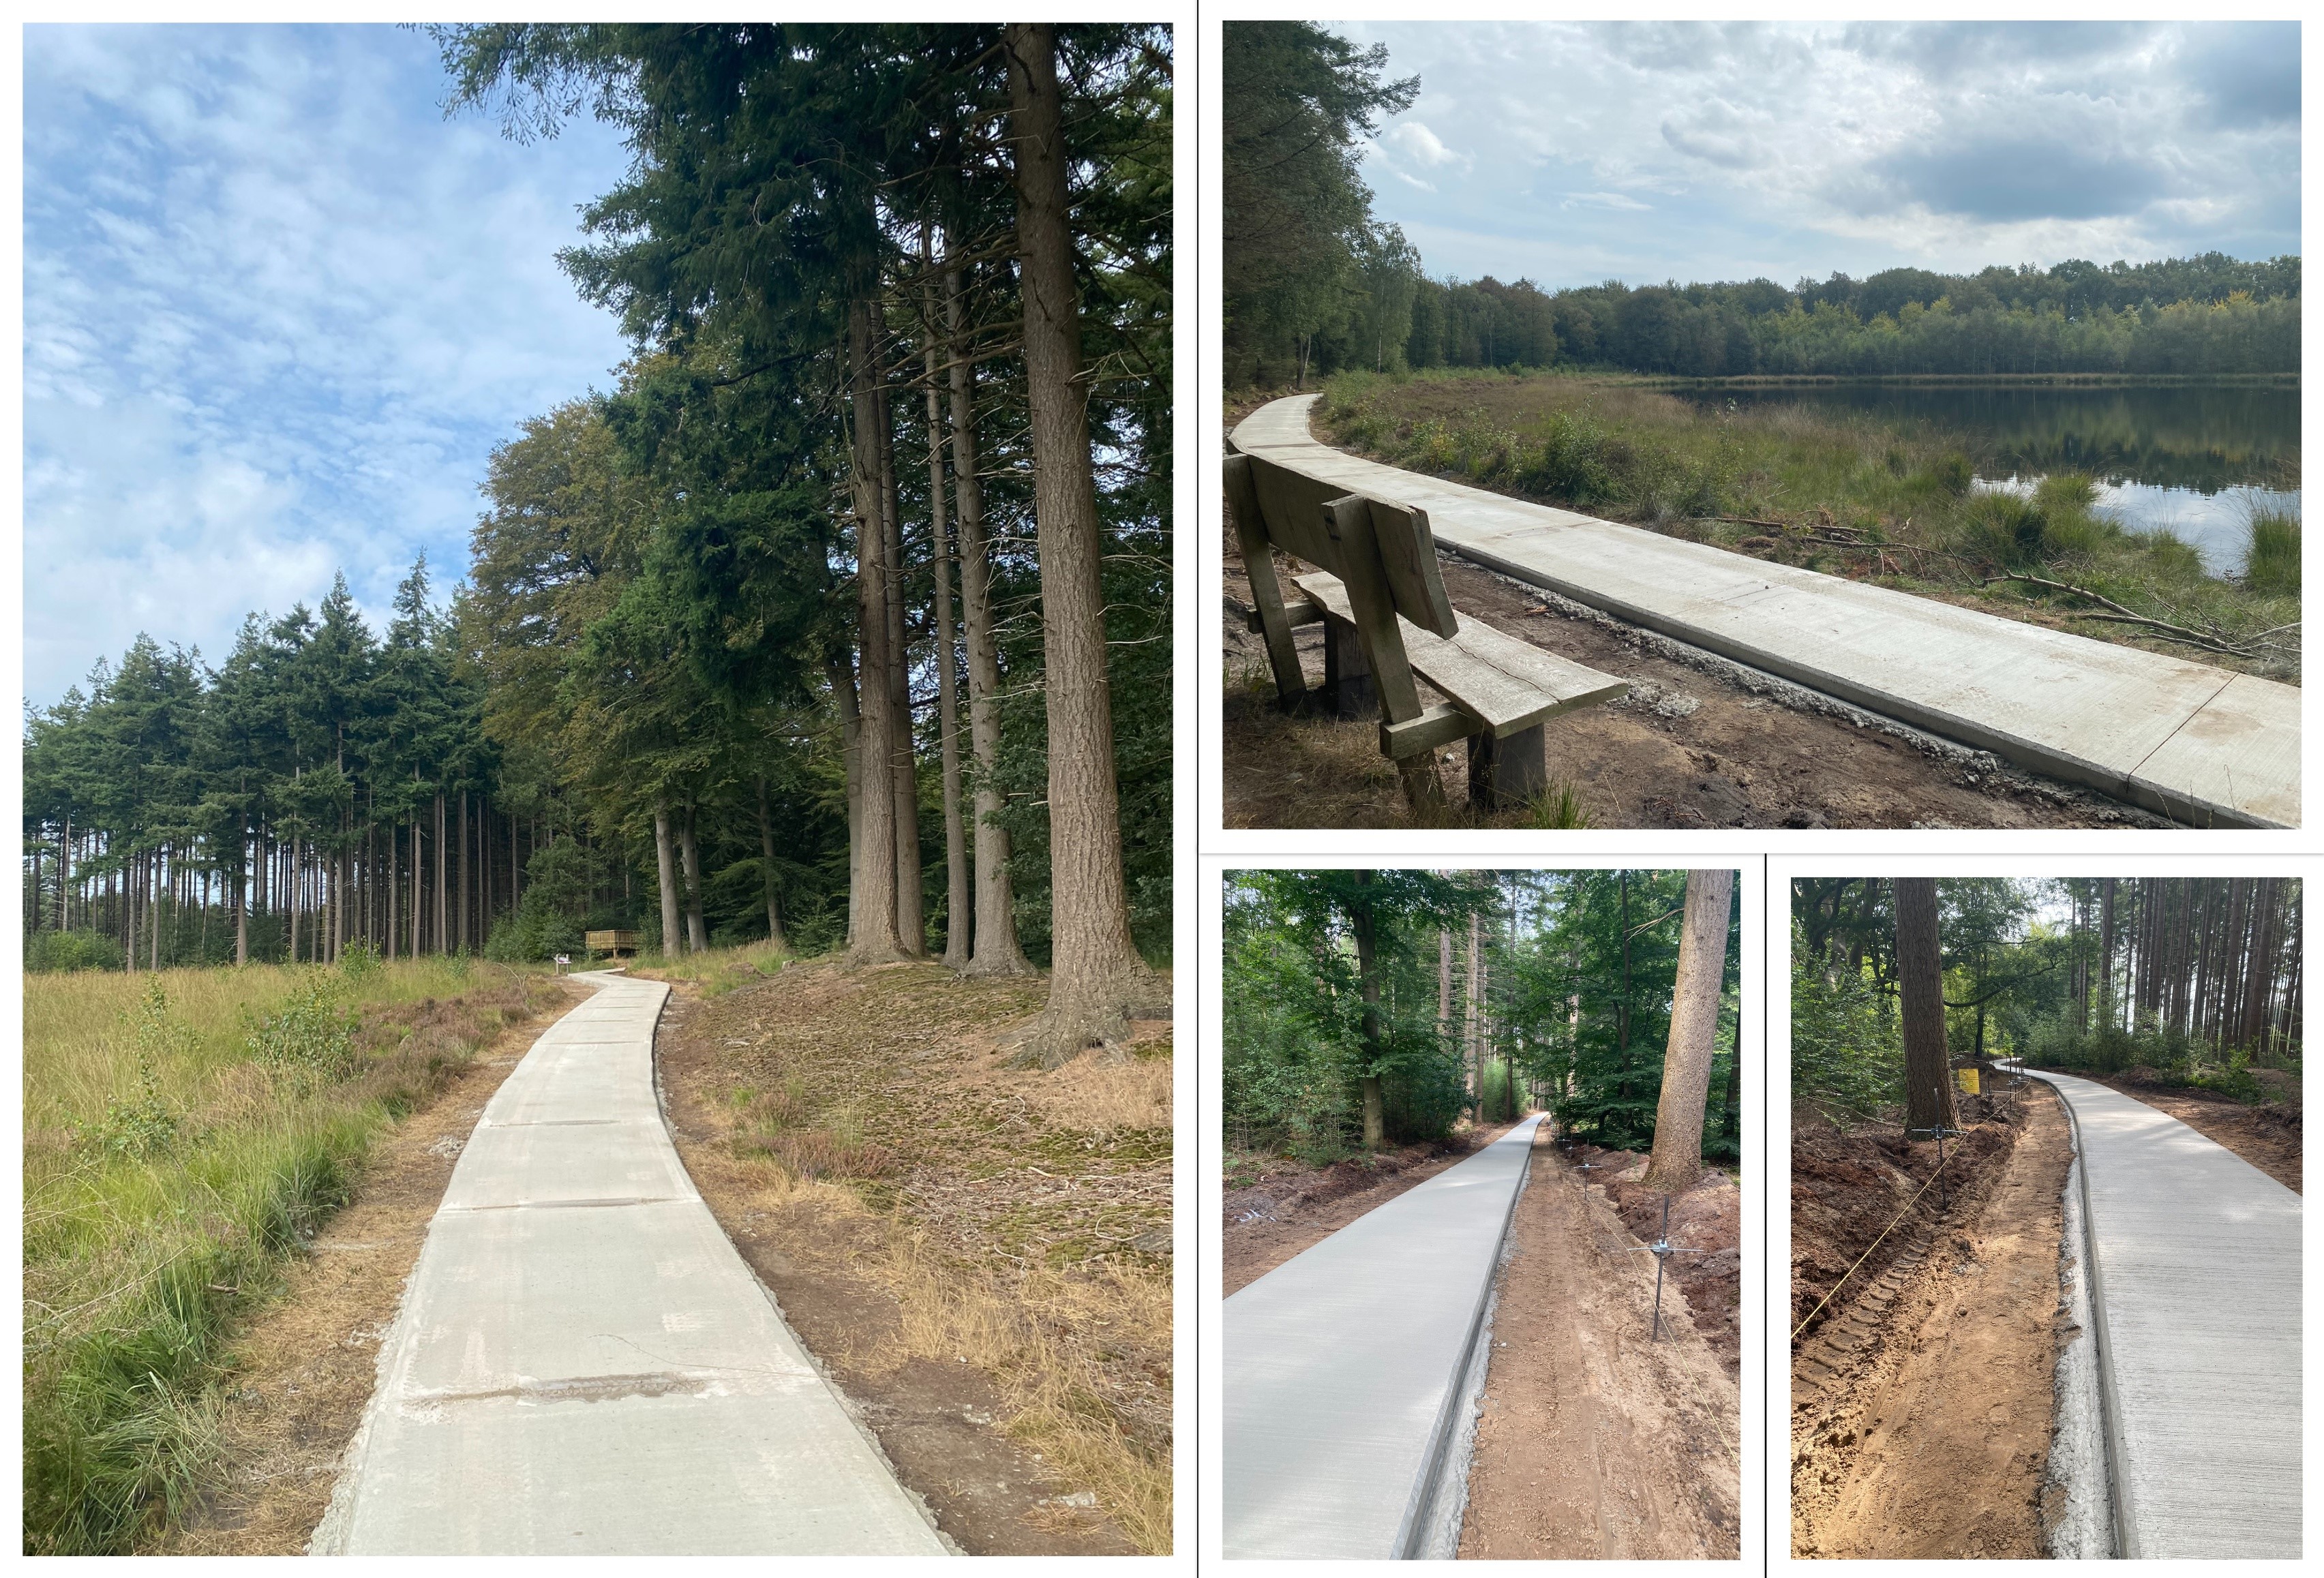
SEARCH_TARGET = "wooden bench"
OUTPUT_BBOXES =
[1224,442,1628,810]
[585,928,641,957]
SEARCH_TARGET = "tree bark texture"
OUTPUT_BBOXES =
[844,299,907,965]
[924,249,971,970]
[1643,869,1734,1192]
[1895,877,1958,1134]
[654,801,683,957]
[1002,22,1157,1065]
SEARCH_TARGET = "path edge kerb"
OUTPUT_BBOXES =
[642,970,962,1555]
[1232,394,2291,830]
[2014,1067,2137,1558]
[1391,1114,1544,1558]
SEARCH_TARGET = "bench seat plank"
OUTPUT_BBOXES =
[1295,573,1629,736]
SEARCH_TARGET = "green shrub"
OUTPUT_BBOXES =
[243,977,360,1077]
[338,939,382,985]
[2245,509,2300,595]
[1956,489,2050,567]
[27,929,124,973]
[1927,453,1974,496]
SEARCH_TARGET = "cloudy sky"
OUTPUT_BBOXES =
[25,24,635,707]
[1338,20,2299,289]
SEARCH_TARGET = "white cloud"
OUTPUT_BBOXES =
[1380,120,1460,168]
[23,23,636,704]
[1331,20,2297,286]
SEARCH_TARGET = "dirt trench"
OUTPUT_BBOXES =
[1458,1133,1741,1559]
[1790,1082,2072,1558]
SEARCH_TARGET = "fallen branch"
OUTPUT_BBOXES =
[1982,571,2268,658]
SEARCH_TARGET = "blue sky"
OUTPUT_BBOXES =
[24,23,637,706]
[1337,20,2300,290]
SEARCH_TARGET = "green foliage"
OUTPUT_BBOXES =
[2245,508,2300,594]
[1520,780,1595,830]
[242,976,361,1078]
[27,928,124,973]
[337,939,383,984]
[1789,921,1902,1121]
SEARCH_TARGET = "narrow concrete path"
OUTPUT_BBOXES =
[313,971,950,1556]
[1231,395,2297,827]
[1224,1116,1544,1559]
[2012,1066,2301,1558]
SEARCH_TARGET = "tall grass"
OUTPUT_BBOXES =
[22,957,549,1553]
[2246,507,2300,595]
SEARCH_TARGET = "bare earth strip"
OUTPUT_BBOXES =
[1460,1134,1741,1559]
[1792,1081,2070,1558]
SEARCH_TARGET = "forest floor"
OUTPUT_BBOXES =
[1220,1121,1518,1296]
[1790,1082,2070,1558]
[650,957,1173,1556]
[1459,1129,1741,1559]
[2023,1065,2302,1192]
[1223,538,2164,831]
[149,977,585,1554]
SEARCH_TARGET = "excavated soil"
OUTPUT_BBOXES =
[653,960,1172,1556]
[1224,535,2160,832]
[1459,1131,1741,1559]
[150,978,582,1555]
[2039,1068,2302,1193]
[1220,1122,1517,1297]
[1592,1149,1743,1380]
[1791,1083,2070,1559]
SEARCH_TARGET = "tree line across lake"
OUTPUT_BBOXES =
[1224,20,2299,387]
[22,24,1172,1066]
[1224,869,1742,1186]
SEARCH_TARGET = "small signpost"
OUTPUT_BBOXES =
[554,953,571,975]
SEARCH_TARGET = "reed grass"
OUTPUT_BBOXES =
[22,957,551,1553]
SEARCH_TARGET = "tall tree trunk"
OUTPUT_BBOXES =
[1644,870,1734,1192]
[1350,872,1386,1147]
[875,359,924,956]
[457,792,469,954]
[944,264,1031,977]
[1895,877,1957,1134]
[1465,913,1483,1117]
[2098,877,2117,1031]
[679,804,709,954]
[435,792,447,956]
[653,800,683,958]
[755,775,786,951]
[843,303,907,965]
[1000,22,1160,1065]
[924,242,971,971]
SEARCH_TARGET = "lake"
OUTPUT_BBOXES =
[1688,382,2300,576]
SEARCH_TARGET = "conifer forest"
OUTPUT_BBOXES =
[22,24,1173,1065]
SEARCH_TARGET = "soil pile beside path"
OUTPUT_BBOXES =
[1590,1148,1742,1380]
[1791,1082,2070,1558]
[1222,1123,1515,1296]
[654,959,1172,1556]
[1460,1132,1741,1558]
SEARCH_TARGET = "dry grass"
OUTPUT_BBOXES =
[665,959,1174,1552]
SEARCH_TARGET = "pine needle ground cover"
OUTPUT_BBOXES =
[1316,371,2299,681]
[22,958,561,1554]
[652,956,1173,1554]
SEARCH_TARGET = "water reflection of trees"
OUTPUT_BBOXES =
[1712,386,2300,493]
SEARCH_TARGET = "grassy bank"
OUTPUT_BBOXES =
[1314,370,2299,680]
[23,956,562,1553]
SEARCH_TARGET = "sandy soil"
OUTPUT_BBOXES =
[1791,1084,2070,1559]
[1458,1132,1741,1559]
[1597,1152,1744,1380]
[1220,1123,1517,1296]
[151,980,583,1555]
[1224,542,2161,830]
[653,960,1171,1556]
[2037,1069,2302,1193]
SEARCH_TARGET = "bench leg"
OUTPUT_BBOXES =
[1323,613,1376,720]
[1468,723,1548,811]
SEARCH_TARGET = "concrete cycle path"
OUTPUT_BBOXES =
[1225,1114,1544,1559]
[2012,1065,2301,1558]
[313,970,950,1556]
[1231,395,2297,828]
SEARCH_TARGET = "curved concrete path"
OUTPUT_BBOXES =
[1225,1115,1544,1559]
[1231,395,2297,828]
[2012,1065,2301,1558]
[313,971,950,1556]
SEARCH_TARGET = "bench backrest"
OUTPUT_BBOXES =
[1226,443,1459,639]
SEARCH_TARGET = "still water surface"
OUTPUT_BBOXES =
[1694,383,2300,575]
